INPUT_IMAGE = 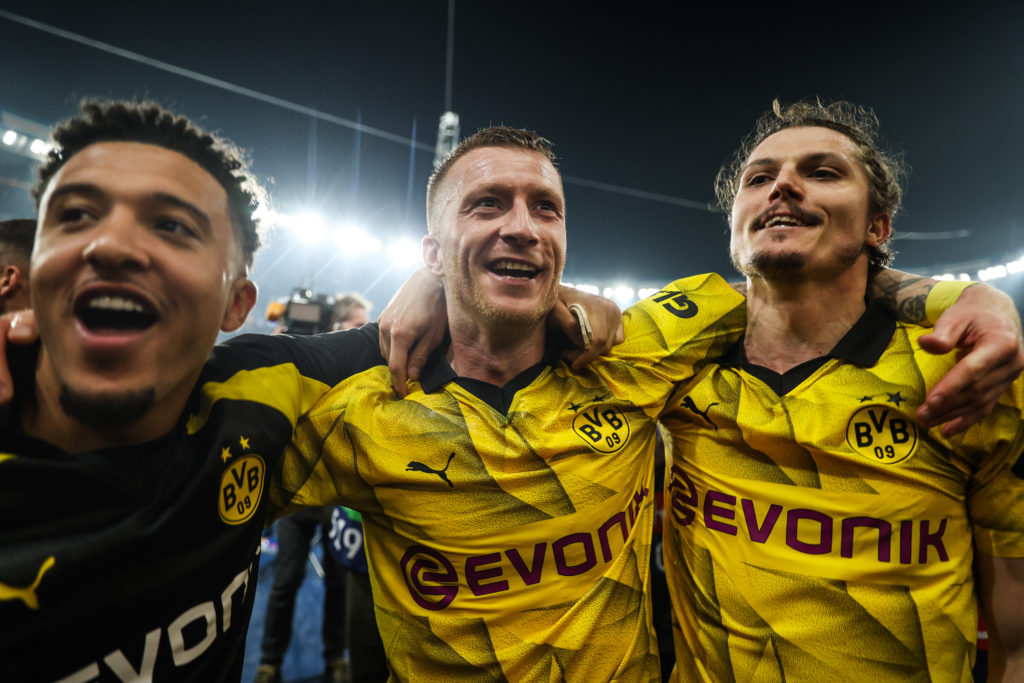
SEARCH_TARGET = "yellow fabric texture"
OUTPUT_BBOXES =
[662,322,1024,682]
[280,273,746,682]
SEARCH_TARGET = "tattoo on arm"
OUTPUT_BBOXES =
[870,271,932,324]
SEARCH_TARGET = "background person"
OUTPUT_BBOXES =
[0,218,33,313]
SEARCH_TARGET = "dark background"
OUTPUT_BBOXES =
[2,1,1023,323]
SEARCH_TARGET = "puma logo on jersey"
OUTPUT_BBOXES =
[681,396,718,430]
[406,453,456,487]
[0,556,55,610]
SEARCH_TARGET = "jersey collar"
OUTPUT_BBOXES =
[718,299,896,396]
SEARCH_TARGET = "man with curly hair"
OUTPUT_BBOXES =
[0,100,395,682]
[660,100,1024,682]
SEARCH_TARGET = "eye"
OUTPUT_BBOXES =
[155,218,198,239]
[810,168,840,179]
[59,207,92,223]
[474,197,499,208]
[536,200,559,214]
[745,173,772,187]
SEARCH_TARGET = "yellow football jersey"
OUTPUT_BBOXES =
[277,273,746,682]
[661,303,1024,682]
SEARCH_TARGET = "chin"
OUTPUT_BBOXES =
[733,249,808,283]
[59,382,156,431]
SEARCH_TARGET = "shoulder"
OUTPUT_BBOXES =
[204,324,385,385]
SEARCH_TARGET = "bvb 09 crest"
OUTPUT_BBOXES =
[573,404,630,454]
[219,454,266,524]
[846,405,917,465]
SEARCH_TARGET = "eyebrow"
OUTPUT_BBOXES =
[46,182,212,231]
[743,152,850,173]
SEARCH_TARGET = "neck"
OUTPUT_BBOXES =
[743,269,868,373]
[22,351,190,453]
[446,309,548,387]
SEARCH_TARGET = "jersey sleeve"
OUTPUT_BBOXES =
[188,323,384,436]
[964,378,1024,558]
[613,272,746,389]
[268,365,391,521]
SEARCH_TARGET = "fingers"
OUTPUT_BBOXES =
[548,300,585,347]
[916,331,958,355]
[385,324,414,398]
[919,359,1021,430]
[568,304,593,350]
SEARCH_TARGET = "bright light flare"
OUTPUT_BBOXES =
[386,238,423,268]
[332,224,382,254]
[2,130,16,146]
[29,138,51,156]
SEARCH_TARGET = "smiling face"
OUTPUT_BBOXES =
[424,146,566,331]
[729,126,891,284]
[32,141,256,433]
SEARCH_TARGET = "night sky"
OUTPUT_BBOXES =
[2,2,1023,321]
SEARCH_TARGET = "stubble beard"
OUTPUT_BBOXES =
[451,274,559,330]
[59,383,156,431]
[733,242,865,285]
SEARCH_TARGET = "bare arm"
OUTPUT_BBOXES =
[871,269,1024,435]
[976,551,1024,682]
[548,285,624,370]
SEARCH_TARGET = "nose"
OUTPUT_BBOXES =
[499,200,539,246]
[81,208,150,271]
[768,167,804,202]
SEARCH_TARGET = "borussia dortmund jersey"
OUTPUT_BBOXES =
[0,327,381,682]
[660,302,1024,682]
[280,273,747,682]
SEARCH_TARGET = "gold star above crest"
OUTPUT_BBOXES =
[221,446,232,462]
[239,436,251,450]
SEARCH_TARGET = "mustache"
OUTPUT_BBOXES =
[752,203,823,230]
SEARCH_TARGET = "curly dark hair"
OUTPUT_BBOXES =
[715,99,907,272]
[32,100,266,270]
[426,125,557,233]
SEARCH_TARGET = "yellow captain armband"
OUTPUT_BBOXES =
[925,280,975,326]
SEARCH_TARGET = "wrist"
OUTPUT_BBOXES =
[925,280,974,325]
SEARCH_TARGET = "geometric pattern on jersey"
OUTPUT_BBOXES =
[0,329,383,682]
[281,273,747,682]
[661,303,1024,683]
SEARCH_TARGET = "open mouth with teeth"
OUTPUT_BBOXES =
[488,259,540,279]
[761,215,810,229]
[756,211,821,231]
[75,294,159,332]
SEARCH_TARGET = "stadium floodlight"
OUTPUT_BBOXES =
[386,238,423,268]
[978,265,1008,282]
[572,283,600,295]
[29,138,51,156]
[610,285,635,306]
[957,273,971,281]
[1008,256,1024,275]
[332,223,382,254]
[2,130,16,146]
[637,287,659,300]
[284,212,327,244]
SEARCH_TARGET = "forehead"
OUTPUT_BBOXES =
[445,146,563,199]
[44,141,230,217]
[747,126,863,168]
